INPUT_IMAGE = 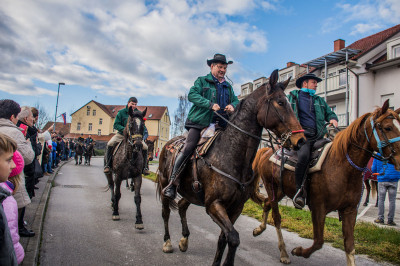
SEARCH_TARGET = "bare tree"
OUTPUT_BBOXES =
[34,102,50,130]
[172,94,191,137]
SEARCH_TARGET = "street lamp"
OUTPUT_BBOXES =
[54,82,66,131]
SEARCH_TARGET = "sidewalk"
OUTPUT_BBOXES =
[20,159,70,266]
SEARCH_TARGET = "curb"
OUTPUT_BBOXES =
[21,160,69,266]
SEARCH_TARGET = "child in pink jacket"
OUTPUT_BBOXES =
[1,150,25,264]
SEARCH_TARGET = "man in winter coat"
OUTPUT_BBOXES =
[288,73,338,209]
[103,97,149,174]
[163,53,239,200]
[0,99,35,237]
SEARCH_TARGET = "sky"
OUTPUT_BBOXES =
[1,0,400,126]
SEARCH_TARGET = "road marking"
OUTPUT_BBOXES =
[357,204,371,219]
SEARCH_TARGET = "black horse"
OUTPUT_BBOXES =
[84,142,95,166]
[74,142,84,165]
[105,107,147,229]
[156,70,305,265]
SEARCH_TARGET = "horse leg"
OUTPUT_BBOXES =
[291,207,326,258]
[162,196,173,253]
[75,154,78,165]
[208,201,240,266]
[133,175,144,229]
[339,208,357,266]
[178,198,191,252]
[363,179,370,206]
[253,198,271,237]
[270,200,290,264]
[105,172,115,208]
[112,178,122,220]
[79,155,82,165]
[374,181,379,207]
[126,178,129,189]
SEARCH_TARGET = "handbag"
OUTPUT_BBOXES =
[34,159,43,178]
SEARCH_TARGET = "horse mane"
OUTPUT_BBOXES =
[330,112,371,160]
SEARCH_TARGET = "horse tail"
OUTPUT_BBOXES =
[249,147,270,206]
[371,180,377,200]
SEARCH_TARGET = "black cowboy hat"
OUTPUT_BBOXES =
[207,53,233,66]
[295,73,322,88]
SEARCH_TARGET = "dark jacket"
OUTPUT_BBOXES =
[288,90,338,136]
[186,73,239,128]
[0,186,18,266]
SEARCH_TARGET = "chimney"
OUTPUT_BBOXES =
[334,39,345,52]
[287,62,295,67]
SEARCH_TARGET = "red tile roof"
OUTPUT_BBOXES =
[348,24,400,59]
[42,122,71,136]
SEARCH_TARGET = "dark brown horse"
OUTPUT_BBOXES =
[105,107,147,229]
[251,100,400,265]
[74,142,84,165]
[156,70,305,265]
[362,158,378,206]
[84,142,95,166]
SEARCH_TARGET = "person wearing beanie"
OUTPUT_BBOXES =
[1,150,25,264]
[103,97,149,174]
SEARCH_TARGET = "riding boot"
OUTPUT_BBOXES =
[104,146,114,173]
[293,163,308,209]
[142,149,150,175]
[163,153,189,200]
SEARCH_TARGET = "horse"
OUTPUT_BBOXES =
[74,142,84,165]
[250,100,400,265]
[84,142,95,166]
[156,70,305,265]
[125,139,155,190]
[105,107,147,229]
[362,158,378,206]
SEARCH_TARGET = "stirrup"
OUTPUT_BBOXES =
[104,166,110,173]
[293,189,305,209]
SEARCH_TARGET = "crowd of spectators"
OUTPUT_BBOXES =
[0,99,89,265]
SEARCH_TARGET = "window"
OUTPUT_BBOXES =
[339,68,347,86]
[99,118,102,125]
[393,45,400,58]
[242,88,248,95]
[88,123,92,131]
[77,122,81,131]
[330,105,337,113]
[381,94,394,110]
[98,129,101,136]
[93,109,96,116]
[279,71,293,82]
[87,109,90,116]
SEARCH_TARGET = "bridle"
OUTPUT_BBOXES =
[127,118,144,153]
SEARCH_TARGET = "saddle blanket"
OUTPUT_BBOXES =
[269,139,332,173]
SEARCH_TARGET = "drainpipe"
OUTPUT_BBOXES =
[324,58,328,101]
[345,51,349,126]
[347,67,360,118]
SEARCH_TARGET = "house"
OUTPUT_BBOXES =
[53,100,170,151]
[241,24,400,127]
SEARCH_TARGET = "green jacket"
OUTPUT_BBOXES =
[114,107,148,137]
[288,90,338,136]
[186,73,239,128]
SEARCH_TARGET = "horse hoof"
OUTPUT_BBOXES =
[253,226,265,237]
[162,239,173,253]
[280,257,291,264]
[291,247,302,256]
[130,186,135,192]
[135,223,144,230]
[112,215,120,220]
[363,202,368,206]
[179,237,188,252]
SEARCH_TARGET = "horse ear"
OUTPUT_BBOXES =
[269,69,279,88]
[281,76,291,91]
[395,107,400,115]
[128,106,134,116]
[142,107,147,118]
[381,99,389,114]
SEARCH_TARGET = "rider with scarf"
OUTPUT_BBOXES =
[162,53,239,200]
[288,73,338,209]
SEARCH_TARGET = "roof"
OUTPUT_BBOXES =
[303,48,361,68]
[64,133,115,142]
[42,122,71,135]
[72,100,168,120]
[347,24,400,59]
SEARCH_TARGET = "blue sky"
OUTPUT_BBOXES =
[1,0,399,126]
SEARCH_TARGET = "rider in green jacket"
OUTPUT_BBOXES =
[163,53,239,200]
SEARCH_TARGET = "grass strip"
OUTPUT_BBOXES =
[242,200,400,264]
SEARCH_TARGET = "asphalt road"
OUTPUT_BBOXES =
[39,158,383,265]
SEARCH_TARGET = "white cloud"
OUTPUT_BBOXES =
[0,0,268,98]
[350,23,382,35]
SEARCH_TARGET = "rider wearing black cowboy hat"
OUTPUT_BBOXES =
[162,53,239,200]
[288,73,338,209]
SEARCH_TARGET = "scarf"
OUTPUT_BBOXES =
[301,88,316,96]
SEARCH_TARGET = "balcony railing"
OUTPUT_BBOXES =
[316,75,346,95]
[337,113,346,127]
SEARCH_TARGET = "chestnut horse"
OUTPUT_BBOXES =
[105,107,147,229]
[156,70,305,265]
[251,100,400,265]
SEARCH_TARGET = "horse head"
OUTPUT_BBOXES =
[126,107,147,150]
[256,69,305,150]
[145,139,154,161]
[367,99,400,170]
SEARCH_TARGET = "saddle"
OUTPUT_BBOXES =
[269,138,332,173]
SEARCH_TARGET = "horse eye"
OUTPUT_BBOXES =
[278,101,284,106]
[384,127,392,131]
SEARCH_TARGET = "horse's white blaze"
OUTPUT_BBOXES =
[393,120,400,132]
[134,117,141,129]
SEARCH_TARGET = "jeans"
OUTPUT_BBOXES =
[377,181,398,222]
